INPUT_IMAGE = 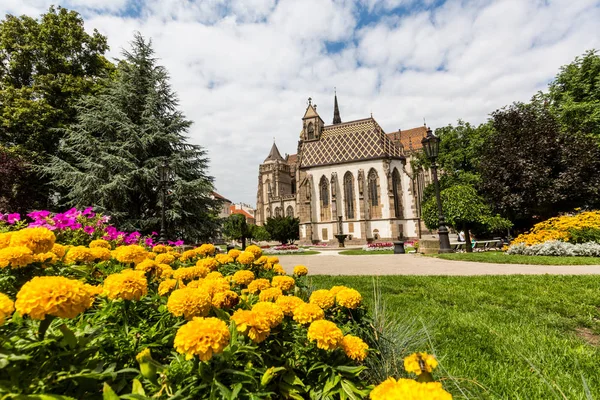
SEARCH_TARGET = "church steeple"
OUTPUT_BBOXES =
[264,141,285,163]
[332,89,341,125]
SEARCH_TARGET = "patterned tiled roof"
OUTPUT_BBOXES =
[386,126,427,152]
[286,153,298,166]
[300,118,404,168]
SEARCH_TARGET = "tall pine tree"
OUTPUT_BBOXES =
[44,33,219,242]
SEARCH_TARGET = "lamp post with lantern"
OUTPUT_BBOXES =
[158,160,172,244]
[421,127,452,253]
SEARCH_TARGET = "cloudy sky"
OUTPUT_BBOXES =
[2,0,599,205]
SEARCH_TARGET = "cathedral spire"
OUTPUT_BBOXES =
[332,89,342,125]
[264,141,285,163]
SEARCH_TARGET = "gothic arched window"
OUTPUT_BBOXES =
[307,122,315,140]
[392,168,403,218]
[286,206,294,218]
[275,207,282,218]
[368,169,379,207]
[319,175,331,221]
[343,172,355,219]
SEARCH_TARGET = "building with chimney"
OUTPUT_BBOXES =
[256,94,431,244]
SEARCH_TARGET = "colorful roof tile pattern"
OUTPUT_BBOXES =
[299,117,404,168]
[386,126,428,152]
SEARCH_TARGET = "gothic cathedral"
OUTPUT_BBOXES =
[256,95,431,245]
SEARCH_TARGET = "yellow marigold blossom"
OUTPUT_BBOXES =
[205,271,223,280]
[196,243,216,256]
[152,244,167,253]
[237,251,255,265]
[167,288,212,319]
[90,247,111,261]
[0,232,12,249]
[267,256,279,264]
[136,259,159,273]
[158,264,174,279]
[231,309,271,343]
[245,244,262,258]
[180,249,198,262]
[172,266,208,281]
[147,252,157,260]
[233,270,255,285]
[9,227,56,254]
[272,276,295,292]
[273,264,286,275]
[215,253,234,265]
[165,246,174,252]
[262,262,273,271]
[65,246,94,264]
[89,239,111,249]
[158,279,180,295]
[329,285,350,296]
[254,255,268,265]
[112,245,148,265]
[404,352,439,375]
[136,348,152,363]
[198,277,230,297]
[252,301,284,328]
[103,269,148,301]
[341,335,368,361]
[310,289,335,309]
[370,378,452,400]
[293,303,325,325]
[248,278,271,294]
[201,257,219,271]
[16,276,93,319]
[293,265,308,276]
[0,246,34,269]
[51,243,67,258]
[84,283,103,297]
[259,287,283,302]
[174,317,230,361]
[155,253,175,265]
[0,293,15,325]
[275,295,305,316]
[212,290,239,308]
[34,251,58,264]
[228,249,241,259]
[307,320,344,350]
[336,288,362,309]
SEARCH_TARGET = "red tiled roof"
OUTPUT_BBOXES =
[386,126,428,151]
[286,153,298,165]
[230,207,255,220]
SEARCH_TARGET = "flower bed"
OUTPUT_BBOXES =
[0,214,452,398]
[362,242,394,251]
[263,244,310,254]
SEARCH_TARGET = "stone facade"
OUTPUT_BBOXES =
[256,95,431,244]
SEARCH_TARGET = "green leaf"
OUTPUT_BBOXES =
[131,379,145,396]
[58,324,77,348]
[6,395,77,400]
[214,381,232,398]
[102,383,120,400]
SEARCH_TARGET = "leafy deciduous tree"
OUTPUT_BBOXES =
[264,216,300,245]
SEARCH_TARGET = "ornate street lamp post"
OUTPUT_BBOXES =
[158,160,172,244]
[421,128,452,253]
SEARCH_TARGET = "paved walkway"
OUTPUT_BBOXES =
[279,253,600,275]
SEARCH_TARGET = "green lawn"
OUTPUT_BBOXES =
[311,275,600,399]
[431,251,600,265]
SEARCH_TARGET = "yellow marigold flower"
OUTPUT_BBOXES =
[273,264,286,275]
[16,276,93,319]
[9,227,55,254]
[267,256,279,264]
[0,293,15,325]
[248,278,271,294]
[196,243,216,256]
[245,244,262,258]
[0,246,34,269]
[174,317,230,361]
[90,247,111,261]
[212,290,239,309]
[404,352,439,375]
[103,269,148,301]
[231,309,271,343]
[201,257,219,271]
[259,287,283,302]
[228,249,241,259]
[0,232,12,249]
[51,243,67,258]
[307,320,344,350]
[341,335,368,361]
[309,289,335,309]
[272,276,295,292]
[147,252,157,260]
[215,253,234,265]
[205,271,223,280]
[84,283,103,297]
[167,288,212,319]
[89,239,111,249]
[252,301,284,328]
[293,265,308,276]
[198,277,231,297]
[293,303,325,325]
[158,264,173,279]
[65,246,94,264]
[329,285,350,296]
[254,255,268,265]
[275,295,304,316]
[136,348,152,363]
[172,266,207,281]
[237,251,255,265]
[34,251,58,264]
[165,245,174,252]
[152,244,168,253]
[233,270,255,285]
[336,288,362,309]
[155,253,175,265]
[136,259,159,273]
[179,249,197,262]
[262,262,273,271]
[158,278,181,295]
[112,245,148,265]
[370,377,452,400]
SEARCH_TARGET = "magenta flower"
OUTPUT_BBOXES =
[7,213,20,224]
[168,240,184,246]
[145,237,155,247]
[27,210,51,220]
[83,226,95,235]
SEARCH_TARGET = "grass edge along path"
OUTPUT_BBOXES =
[430,251,600,265]
[311,274,600,400]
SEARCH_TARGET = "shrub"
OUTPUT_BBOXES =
[511,210,600,246]
[507,240,600,257]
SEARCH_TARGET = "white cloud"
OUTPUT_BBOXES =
[2,0,600,205]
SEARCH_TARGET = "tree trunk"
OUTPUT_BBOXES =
[241,236,246,250]
[464,225,473,253]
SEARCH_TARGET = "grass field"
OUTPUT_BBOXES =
[311,275,600,399]
[431,251,600,265]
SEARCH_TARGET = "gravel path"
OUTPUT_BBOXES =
[278,253,600,275]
